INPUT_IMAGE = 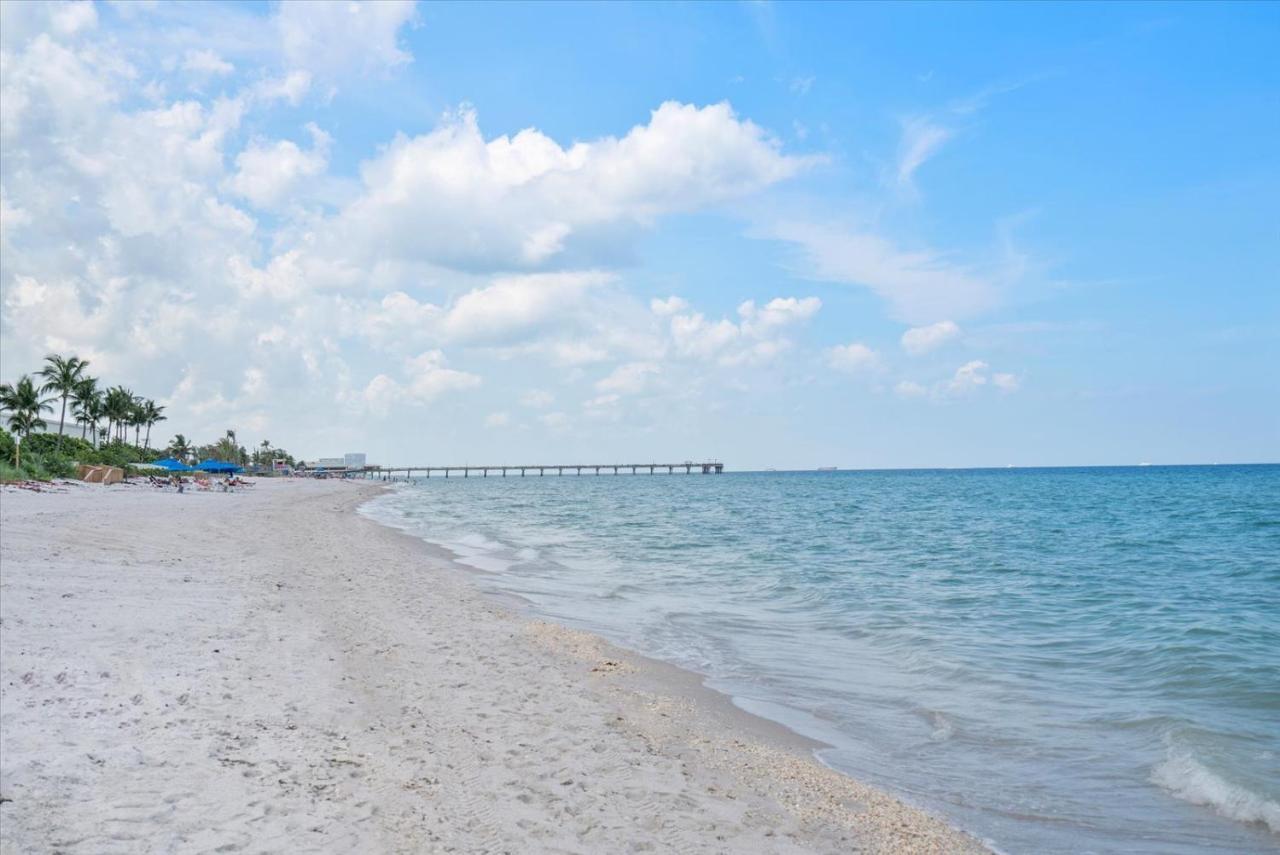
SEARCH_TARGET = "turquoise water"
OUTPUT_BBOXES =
[361,465,1280,853]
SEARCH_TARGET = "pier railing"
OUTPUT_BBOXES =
[353,461,724,479]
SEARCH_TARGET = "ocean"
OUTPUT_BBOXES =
[360,465,1279,853]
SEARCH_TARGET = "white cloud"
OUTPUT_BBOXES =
[228,250,309,301]
[583,393,621,416]
[330,101,815,271]
[895,361,1021,402]
[650,295,689,316]
[0,5,841,462]
[362,350,480,415]
[738,296,821,332]
[667,295,820,366]
[183,48,233,77]
[901,320,960,355]
[227,123,330,209]
[772,221,998,324]
[442,271,614,344]
[596,361,660,395]
[52,1,98,38]
[946,360,990,395]
[895,380,928,399]
[897,116,952,187]
[276,0,417,79]
[0,191,31,238]
[826,342,880,373]
[250,71,312,106]
[993,372,1020,392]
[484,411,510,428]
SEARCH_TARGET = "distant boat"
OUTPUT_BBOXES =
[817,466,838,471]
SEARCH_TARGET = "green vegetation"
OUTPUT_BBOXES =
[1,351,300,482]
[0,375,53,466]
[36,354,89,452]
[0,428,16,466]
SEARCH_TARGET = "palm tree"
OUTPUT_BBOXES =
[168,433,194,463]
[82,393,106,448]
[223,429,240,464]
[71,378,101,441]
[36,354,89,451]
[0,375,54,466]
[130,398,144,447]
[103,387,119,443]
[213,431,238,463]
[104,386,134,444]
[259,438,272,467]
[141,400,166,449]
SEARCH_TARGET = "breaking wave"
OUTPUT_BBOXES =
[1151,748,1280,834]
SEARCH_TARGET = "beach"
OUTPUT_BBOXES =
[0,477,984,854]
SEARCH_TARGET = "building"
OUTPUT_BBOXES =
[303,452,368,475]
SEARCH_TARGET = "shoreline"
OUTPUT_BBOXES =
[1,478,987,853]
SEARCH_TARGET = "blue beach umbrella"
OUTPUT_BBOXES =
[197,460,243,473]
[154,457,195,472]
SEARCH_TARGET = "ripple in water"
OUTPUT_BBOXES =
[361,465,1280,854]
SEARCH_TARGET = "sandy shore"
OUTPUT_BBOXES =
[0,478,986,854]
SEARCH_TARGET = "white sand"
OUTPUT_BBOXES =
[0,478,986,853]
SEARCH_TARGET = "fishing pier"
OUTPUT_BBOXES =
[358,461,724,480]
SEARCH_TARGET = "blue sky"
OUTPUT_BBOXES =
[1,1,1276,468]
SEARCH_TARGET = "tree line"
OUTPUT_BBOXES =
[0,353,296,474]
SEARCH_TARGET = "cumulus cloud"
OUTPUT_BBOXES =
[895,380,928,399]
[826,342,880,373]
[441,271,613,344]
[484,412,510,428]
[52,1,98,38]
[227,124,330,209]
[596,361,660,395]
[183,48,234,77]
[329,101,816,272]
[901,320,960,355]
[738,296,821,333]
[666,296,820,366]
[893,360,1021,401]
[650,295,689,316]
[363,350,480,415]
[947,360,990,395]
[5,3,963,463]
[276,0,417,79]
[250,70,312,106]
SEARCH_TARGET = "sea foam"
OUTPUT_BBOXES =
[1151,748,1280,833]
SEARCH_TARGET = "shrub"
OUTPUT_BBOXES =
[20,452,78,480]
[95,442,143,468]
[0,428,15,466]
[21,432,96,461]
